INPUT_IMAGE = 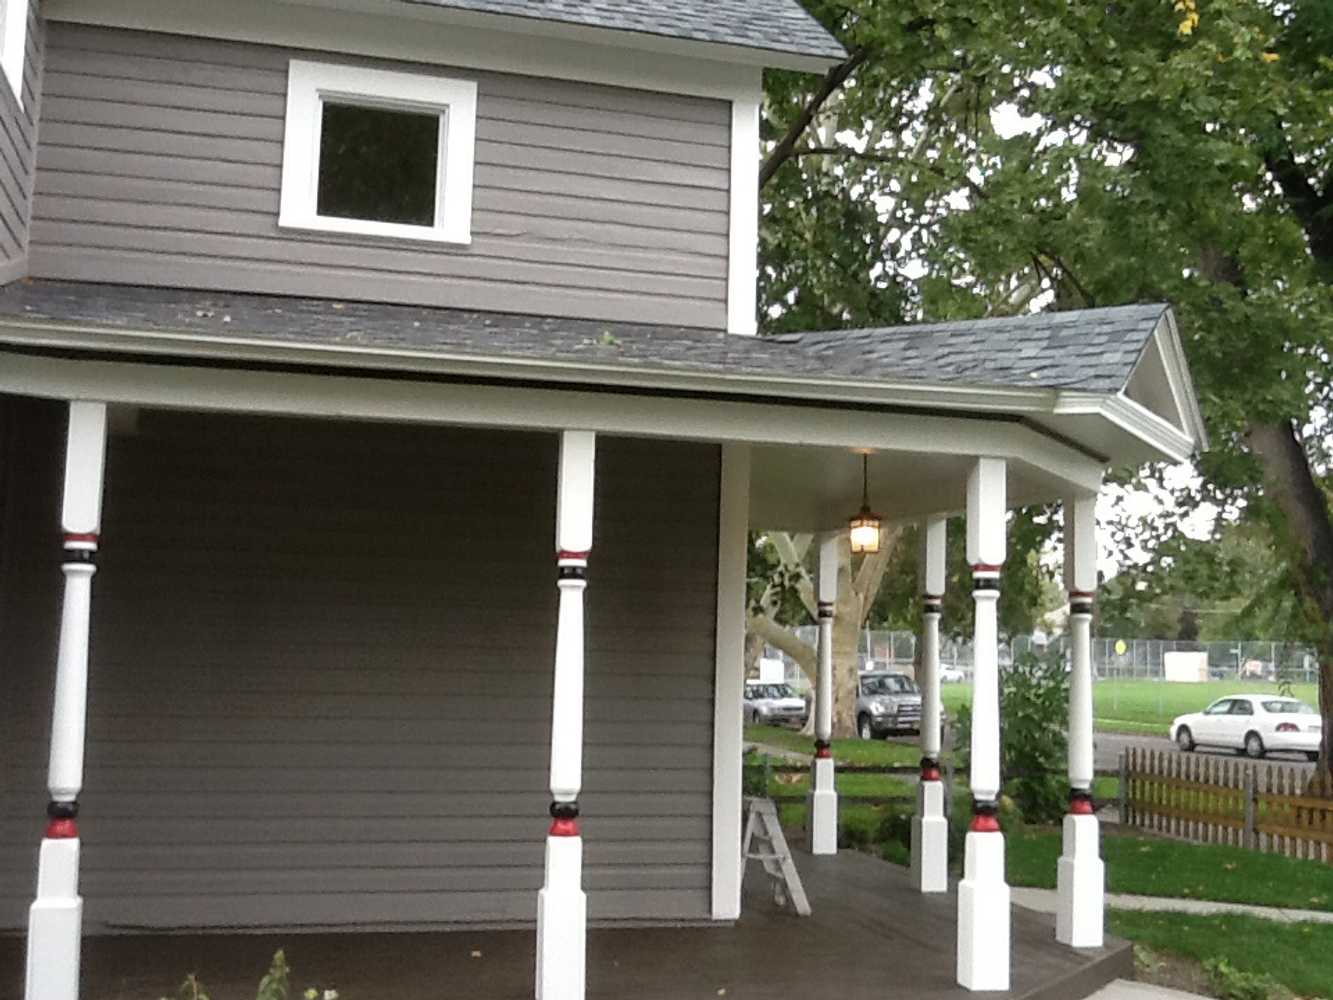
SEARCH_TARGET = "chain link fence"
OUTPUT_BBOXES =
[765,627,1320,690]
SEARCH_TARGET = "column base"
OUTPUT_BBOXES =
[25,838,83,1000]
[536,835,586,1000]
[1056,813,1104,948]
[956,830,1010,991]
[810,756,837,855]
[911,779,948,893]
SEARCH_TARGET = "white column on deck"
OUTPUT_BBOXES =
[810,532,839,855]
[25,401,108,1000]
[537,431,595,1000]
[1057,492,1104,948]
[957,457,1010,992]
[911,515,948,892]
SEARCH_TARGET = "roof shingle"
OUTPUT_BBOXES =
[0,281,1165,397]
[399,0,847,63]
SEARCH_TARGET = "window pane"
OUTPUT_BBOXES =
[318,102,439,227]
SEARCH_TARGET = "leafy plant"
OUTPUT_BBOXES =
[1203,956,1294,1000]
[159,951,338,1000]
[955,649,1070,824]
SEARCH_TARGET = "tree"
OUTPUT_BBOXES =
[747,530,896,737]
[758,0,1333,776]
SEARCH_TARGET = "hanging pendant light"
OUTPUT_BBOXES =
[848,453,882,554]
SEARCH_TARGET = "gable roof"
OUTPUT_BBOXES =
[399,0,848,65]
[778,304,1169,395]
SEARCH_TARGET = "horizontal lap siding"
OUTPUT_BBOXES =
[29,23,732,327]
[0,406,720,931]
[0,1,42,271]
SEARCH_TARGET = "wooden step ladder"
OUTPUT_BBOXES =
[740,796,811,916]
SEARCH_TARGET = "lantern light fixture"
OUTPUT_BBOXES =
[848,453,882,554]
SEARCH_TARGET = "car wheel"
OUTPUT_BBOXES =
[748,710,759,725]
[1176,726,1194,752]
[1244,731,1266,759]
[1307,751,1320,763]
[858,714,873,740]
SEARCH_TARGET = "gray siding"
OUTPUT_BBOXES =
[0,0,43,280]
[0,402,720,931]
[29,23,731,328]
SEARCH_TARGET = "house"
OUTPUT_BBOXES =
[0,2,1205,999]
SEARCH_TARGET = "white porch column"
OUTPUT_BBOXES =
[810,532,839,855]
[25,401,108,1000]
[911,515,948,892]
[957,457,1010,992]
[1057,492,1104,948]
[536,430,595,1000]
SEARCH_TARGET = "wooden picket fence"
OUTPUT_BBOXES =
[1121,746,1333,862]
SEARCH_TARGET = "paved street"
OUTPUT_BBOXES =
[1095,730,1315,774]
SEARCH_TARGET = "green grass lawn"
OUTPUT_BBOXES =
[1007,828,1333,911]
[1110,910,1333,1000]
[743,724,925,765]
[940,679,1318,734]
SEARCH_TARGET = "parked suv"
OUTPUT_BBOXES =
[856,672,923,739]
[743,681,809,728]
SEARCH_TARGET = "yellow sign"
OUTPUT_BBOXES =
[1114,639,1128,656]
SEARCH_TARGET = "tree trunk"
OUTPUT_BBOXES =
[1245,420,1333,780]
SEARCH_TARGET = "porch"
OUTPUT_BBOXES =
[0,848,1132,1000]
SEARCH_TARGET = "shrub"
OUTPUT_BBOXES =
[954,649,1070,824]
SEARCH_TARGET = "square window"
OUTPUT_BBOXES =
[280,60,477,245]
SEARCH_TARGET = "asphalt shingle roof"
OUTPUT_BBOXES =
[400,0,847,62]
[0,281,1166,397]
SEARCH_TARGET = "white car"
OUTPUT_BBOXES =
[743,681,809,728]
[939,666,966,684]
[1170,694,1322,761]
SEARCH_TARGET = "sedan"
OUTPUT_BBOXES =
[1170,694,1322,760]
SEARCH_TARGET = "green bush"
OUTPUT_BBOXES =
[955,649,1070,824]
[1203,957,1293,1000]
[741,749,768,797]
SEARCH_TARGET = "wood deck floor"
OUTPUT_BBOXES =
[0,848,1132,1000]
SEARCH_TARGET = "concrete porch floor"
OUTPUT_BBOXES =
[1,848,1131,1000]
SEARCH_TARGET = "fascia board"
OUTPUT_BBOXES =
[1102,394,1197,465]
[45,0,802,99]
[1155,311,1210,448]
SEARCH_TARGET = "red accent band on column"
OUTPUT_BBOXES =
[1070,796,1095,815]
[45,818,79,839]
[921,764,941,781]
[549,818,580,837]
[1068,591,1096,600]
[969,813,1001,833]
[63,532,99,544]
[557,550,590,561]
[971,563,1003,574]
[815,745,832,759]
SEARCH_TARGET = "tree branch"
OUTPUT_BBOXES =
[770,531,816,618]
[746,611,817,681]
[1264,145,1333,269]
[759,47,870,189]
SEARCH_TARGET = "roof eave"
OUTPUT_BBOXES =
[0,316,1181,468]
[284,0,847,72]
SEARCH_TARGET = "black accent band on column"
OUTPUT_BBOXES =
[972,576,1000,593]
[920,756,940,770]
[814,740,831,753]
[972,799,998,817]
[1070,601,1094,616]
[558,565,587,581]
[549,801,580,820]
[922,596,943,614]
[60,547,96,566]
[46,801,78,819]
[817,601,833,620]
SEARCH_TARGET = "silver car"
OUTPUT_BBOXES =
[856,672,922,739]
[743,681,809,727]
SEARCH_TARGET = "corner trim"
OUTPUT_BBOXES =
[711,442,749,919]
[726,89,761,335]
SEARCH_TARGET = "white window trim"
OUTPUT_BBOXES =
[279,59,477,246]
[1,0,27,109]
